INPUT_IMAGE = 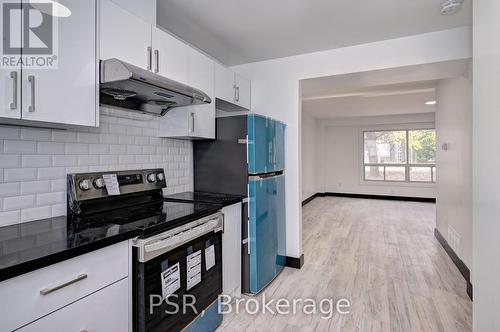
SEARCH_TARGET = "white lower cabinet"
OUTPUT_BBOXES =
[18,278,129,332]
[0,241,129,332]
[222,202,242,298]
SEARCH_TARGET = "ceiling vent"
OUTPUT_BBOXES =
[441,0,464,15]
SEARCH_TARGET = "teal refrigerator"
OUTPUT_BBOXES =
[194,114,286,294]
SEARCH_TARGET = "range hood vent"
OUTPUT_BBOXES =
[100,59,211,116]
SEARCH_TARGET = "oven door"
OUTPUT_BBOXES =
[134,231,222,332]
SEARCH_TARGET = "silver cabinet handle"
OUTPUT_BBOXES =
[190,112,195,133]
[28,75,35,112]
[147,46,152,71]
[40,274,88,295]
[236,86,240,102]
[10,71,17,110]
[154,49,159,73]
[233,85,237,102]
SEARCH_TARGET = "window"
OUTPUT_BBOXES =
[363,129,436,183]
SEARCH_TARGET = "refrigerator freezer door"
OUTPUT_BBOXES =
[248,174,286,294]
[248,115,286,174]
[248,114,271,174]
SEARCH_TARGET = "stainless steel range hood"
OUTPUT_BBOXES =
[100,59,211,116]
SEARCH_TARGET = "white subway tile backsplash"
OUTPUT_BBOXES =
[77,132,100,144]
[51,203,66,217]
[118,135,134,145]
[20,128,51,141]
[0,126,21,139]
[3,195,35,211]
[4,168,37,182]
[0,116,192,225]
[37,192,65,206]
[22,155,52,168]
[0,183,20,197]
[99,155,118,165]
[78,155,100,166]
[52,130,77,143]
[53,155,78,167]
[4,140,36,153]
[0,155,21,168]
[37,142,65,154]
[65,143,89,154]
[21,206,52,223]
[0,211,20,226]
[89,144,109,154]
[21,181,50,194]
[50,179,66,192]
[109,144,127,154]
[37,167,66,180]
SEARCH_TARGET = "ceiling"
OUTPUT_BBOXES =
[157,0,471,66]
[301,59,470,119]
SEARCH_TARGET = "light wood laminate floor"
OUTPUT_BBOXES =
[218,197,472,332]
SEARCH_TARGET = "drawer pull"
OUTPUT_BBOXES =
[40,274,88,295]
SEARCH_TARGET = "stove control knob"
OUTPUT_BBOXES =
[79,179,91,191]
[93,178,105,189]
[157,173,165,181]
[147,173,157,183]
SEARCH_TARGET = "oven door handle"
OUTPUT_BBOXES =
[144,218,222,254]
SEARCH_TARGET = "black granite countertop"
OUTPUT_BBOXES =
[164,191,244,207]
[0,201,221,282]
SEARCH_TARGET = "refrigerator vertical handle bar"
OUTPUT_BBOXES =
[246,135,249,165]
[247,183,250,255]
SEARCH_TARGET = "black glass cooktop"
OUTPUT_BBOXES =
[0,200,220,282]
[72,200,220,237]
[164,191,244,206]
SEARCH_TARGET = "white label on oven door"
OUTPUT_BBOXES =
[161,263,180,301]
[186,250,202,291]
[103,174,120,195]
[205,245,215,271]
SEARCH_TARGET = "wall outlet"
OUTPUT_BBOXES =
[447,224,461,256]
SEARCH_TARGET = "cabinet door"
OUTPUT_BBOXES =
[222,203,242,297]
[235,74,251,109]
[21,0,97,126]
[100,0,152,69]
[158,48,215,139]
[18,279,129,332]
[215,62,236,103]
[152,26,189,84]
[0,0,21,120]
[189,48,215,139]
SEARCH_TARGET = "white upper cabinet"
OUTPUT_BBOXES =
[235,74,251,109]
[159,47,215,139]
[100,0,152,69]
[152,27,189,84]
[0,0,21,120]
[215,63,251,110]
[215,63,237,103]
[21,0,97,126]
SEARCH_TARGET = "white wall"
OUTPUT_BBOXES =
[314,113,436,198]
[473,1,500,330]
[301,112,317,200]
[435,76,472,270]
[232,27,471,258]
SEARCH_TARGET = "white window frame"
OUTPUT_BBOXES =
[362,129,436,184]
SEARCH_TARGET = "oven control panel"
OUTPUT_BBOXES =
[68,169,166,202]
